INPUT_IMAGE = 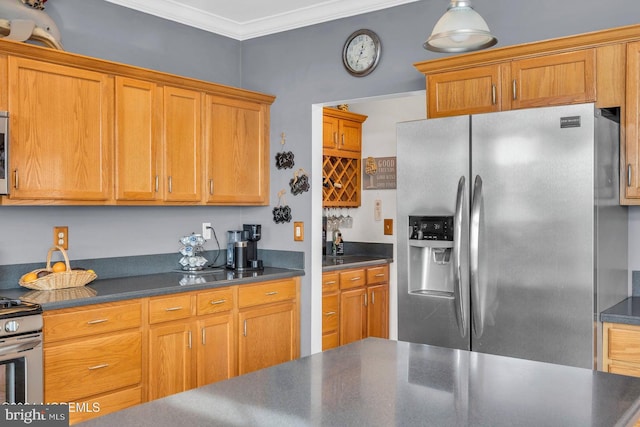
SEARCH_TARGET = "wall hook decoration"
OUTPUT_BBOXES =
[273,189,292,223]
[289,168,310,195]
[275,132,295,169]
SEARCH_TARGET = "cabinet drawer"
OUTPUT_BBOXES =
[608,327,640,363]
[366,265,389,285]
[322,293,339,334]
[45,331,142,402]
[322,272,339,293]
[68,386,142,425]
[196,287,234,315]
[339,269,366,290]
[238,279,296,308]
[322,332,339,351]
[44,301,142,343]
[149,294,192,324]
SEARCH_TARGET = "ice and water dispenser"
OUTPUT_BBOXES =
[408,215,455,297]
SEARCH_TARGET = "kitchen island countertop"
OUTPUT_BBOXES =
[78,338,640,427]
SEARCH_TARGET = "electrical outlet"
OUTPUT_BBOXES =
[294,221,304,241]
[384,219,393,235]
[202,222,212,240]
[53,226,68,250]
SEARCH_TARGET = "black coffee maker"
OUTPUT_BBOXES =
[243,224,263,270]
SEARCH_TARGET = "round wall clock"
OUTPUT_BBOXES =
[342,29,381,77]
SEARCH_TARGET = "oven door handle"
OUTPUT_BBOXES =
[0,339,42,358]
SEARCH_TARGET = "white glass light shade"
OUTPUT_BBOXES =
[424,0,497,53]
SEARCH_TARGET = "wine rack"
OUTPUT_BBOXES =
[323,155,360,207]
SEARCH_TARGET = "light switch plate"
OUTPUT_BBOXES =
[384,219,393,235]
[294,221,304,241]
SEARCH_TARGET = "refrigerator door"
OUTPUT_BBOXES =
[470,103,595,368]
[397,117,470,350]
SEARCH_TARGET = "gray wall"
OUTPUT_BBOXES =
[2,0,640,356]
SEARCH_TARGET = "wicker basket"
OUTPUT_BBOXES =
[19,246,97,291]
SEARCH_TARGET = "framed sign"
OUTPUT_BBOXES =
[363,156,396,190]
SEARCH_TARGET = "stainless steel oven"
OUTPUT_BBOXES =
[0,297,43,404]
[0,111,8,194]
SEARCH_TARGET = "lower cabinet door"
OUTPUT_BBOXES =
[196,313,235,387]
[238,302,296,375]
[340,287,366,346]
[367,284,389,339]
[148,322,192,400]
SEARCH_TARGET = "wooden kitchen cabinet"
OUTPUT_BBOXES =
[323,263,390,349]
[322,107,367,208]
[425,50,595,118]
[43,300,144,425]
[147,288,235,400]
[7,56,113,201]
[115,80,201,203]
[203,94,269,205]
[624,41,640,201]
[603,322,640,377]
[237,279,300,375]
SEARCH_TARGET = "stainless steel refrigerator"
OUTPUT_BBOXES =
[396,103,628,369]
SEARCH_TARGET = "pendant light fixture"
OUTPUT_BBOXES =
[424,0,497,53]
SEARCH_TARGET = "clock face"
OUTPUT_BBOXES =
[342,29,381,77]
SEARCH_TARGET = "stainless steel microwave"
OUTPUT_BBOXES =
[0,112,8,195]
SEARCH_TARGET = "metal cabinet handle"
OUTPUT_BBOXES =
[165,306,183,312]
[341,134,345,146]
[243,320,247,337]
[168,176,173,193]
[265,291,278,296]
[13,169,18,189]
[333,131,338,147]
[512,79,517,101]
[210,299,226,305]
[87,319,108,325]
[350,277,361,281]
[491,84,496,105]
[324,280,337,285]
[188,330,192,349]
[202,328,206,345]
[324,311,336,316]
[155,175,159,192]
[628,164,632,187]
[209,179,214,195]
[88,363,109,370]
[374,273,384,277]
[364,293,367,307]
[371,291,375,305]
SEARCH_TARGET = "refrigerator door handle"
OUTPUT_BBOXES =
[470,174,484,338]
[452,176,468,338]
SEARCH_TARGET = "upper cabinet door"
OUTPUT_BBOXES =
[8,57,113,200]
[115,77,161,201]
[510,50,596,110]
[163,86,202,202]
[204,95,269,205]
[427,64,504,118]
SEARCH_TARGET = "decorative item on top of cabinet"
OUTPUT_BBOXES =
[275,132,295,169]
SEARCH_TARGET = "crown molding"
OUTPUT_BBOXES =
[104,0,420,40]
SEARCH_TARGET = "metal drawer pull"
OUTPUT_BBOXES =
[324,281,337,285]
[87,319,108,325]
[88,363,109,370]
[265,291,278,296]
[325,311,336,316]
[374,273,385,277]
[350,277,362,281]
[165,306,183,312]
[210,299,227,305]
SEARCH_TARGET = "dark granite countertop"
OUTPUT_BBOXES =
[1,267,304,311]
[322,255,392,272]
[601,297,640,325]
[78,338,640,427]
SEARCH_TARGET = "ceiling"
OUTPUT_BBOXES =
[103,0,421,40]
